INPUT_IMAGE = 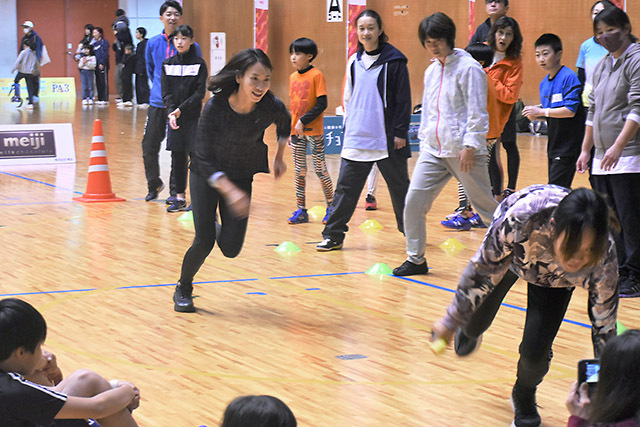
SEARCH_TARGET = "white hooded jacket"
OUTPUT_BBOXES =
[418,48,488,158]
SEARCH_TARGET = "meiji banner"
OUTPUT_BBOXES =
[347,0,366,58]
[0,123,75,166]
[254,0,268,53]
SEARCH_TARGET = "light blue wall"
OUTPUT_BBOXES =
[120,0,165,46]
[0,0,18,77]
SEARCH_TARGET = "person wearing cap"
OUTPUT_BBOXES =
[20,21,44,99]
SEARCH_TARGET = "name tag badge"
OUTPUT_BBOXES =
[551,93,563,104]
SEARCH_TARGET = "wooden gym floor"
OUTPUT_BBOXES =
[1,98,638,426]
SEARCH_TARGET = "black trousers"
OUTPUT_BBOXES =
[141,106,168,192]
[94,67,109,101]
[322,155,409,243]
[121,69,134,102]
[548,156,578,189]
[591,173,640,276]
[462,270,574,390]
[179,172,253,287]
[14,72,37,104]
[135,73,150,104]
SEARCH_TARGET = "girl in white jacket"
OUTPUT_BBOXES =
[393,12,498,276]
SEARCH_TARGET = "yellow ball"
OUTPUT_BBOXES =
[430,337,448,355]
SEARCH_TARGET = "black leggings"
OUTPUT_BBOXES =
[463,270,574,390]
[500,107,520,191]
[179,172,253,287]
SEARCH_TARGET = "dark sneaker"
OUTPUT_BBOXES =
[166,195,179,205]
[510,383,541,427]
[619,274,640,298]
[316,238,343,252]
[393,260,429,276]
[145,179,165,202]
[322,206,333,224]
[288,208,309,224]
[467,212,487,228]
[173,283,195,313]
[365,194,377,210]
[454,329,483,356]
[440,214,472,231]
[167,199,188,212]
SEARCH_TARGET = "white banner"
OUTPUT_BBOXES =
[327,0,343,22]
[210,32,226,76]
[0,123,75,166]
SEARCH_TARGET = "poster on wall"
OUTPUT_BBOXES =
[347,0,366,58]
[468,0,476,42]
[254,0,268,53]
[327,0,343,22]
[210,33,226,76]
[610,0,626,9]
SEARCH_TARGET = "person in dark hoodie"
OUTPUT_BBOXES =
[112,25,133,102]
[316,9,411,251]
[161,25,207,212]
[134,27,150,105]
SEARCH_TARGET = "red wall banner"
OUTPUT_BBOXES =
[347,0,366,59]
[468,0,476,43]
[254,0,268,53]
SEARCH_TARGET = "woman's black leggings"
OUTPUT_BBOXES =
[179,172,253,288]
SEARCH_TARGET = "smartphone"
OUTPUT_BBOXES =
[578,358,600,396]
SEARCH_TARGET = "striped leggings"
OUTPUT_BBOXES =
[291,135,334,209]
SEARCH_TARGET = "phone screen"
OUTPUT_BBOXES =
[578,358,600,396]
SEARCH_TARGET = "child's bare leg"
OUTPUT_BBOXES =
[54,369,138,427]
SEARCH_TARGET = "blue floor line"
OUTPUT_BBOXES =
[0,171,83,195]
[396,275,592,329]
[270,272,364,279]
[0,288,97,297]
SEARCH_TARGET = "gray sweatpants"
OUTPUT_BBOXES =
[404,150,498,265]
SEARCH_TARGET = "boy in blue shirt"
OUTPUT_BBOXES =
[523,33,585,189]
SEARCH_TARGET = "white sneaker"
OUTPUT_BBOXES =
[25,104,34,110]
[88,99,94,105]
[137,103,149,108]
[122,101,133,107]
[82,99,88,105]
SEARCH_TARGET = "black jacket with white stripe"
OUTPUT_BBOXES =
[161,44,208,121]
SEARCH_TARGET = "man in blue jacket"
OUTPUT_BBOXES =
[142,0,202,202]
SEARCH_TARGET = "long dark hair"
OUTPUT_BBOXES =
[206,48,272,98]
[487,16,523,59]
[220,395,297,427]
[355,9,388,52]
[81,24,94,44]
[589,330,640,424]
[593,6,637,43]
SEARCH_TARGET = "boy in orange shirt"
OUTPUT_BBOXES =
[287,37,334,224]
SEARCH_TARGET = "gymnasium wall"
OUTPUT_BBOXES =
[16,0,119,94]
[185,0,639,109]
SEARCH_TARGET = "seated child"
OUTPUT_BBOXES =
[220,395,297,427]
[0,298,140,427]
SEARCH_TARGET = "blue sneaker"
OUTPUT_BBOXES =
[467,212,487,228]
[323,207,333,224]
[440,214,472,231]
[288,208,309,224]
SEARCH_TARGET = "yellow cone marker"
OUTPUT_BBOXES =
[430,337,448,355]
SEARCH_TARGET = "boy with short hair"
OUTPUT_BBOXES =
[162,25,208,212]
[523,33,585,188]
[287,37,333,225]
[134,27,150,105]
[141,0,202,202]
[392,12,497,277]
[0,298,140,426]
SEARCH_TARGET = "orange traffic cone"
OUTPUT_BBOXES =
[73,119,125,203]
